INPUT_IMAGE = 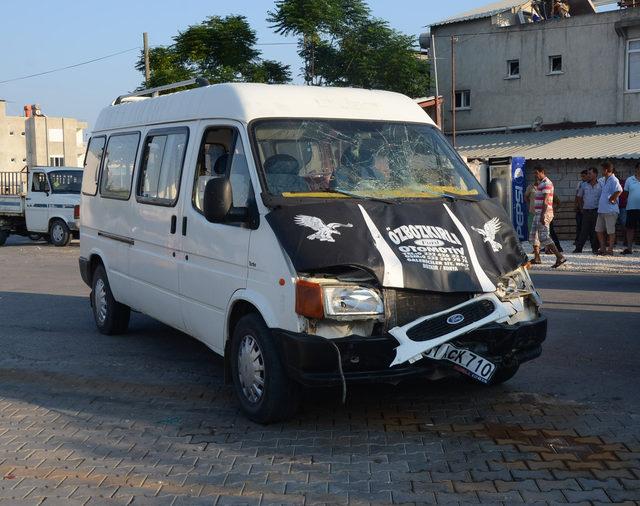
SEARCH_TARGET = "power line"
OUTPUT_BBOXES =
[0,47,140,85]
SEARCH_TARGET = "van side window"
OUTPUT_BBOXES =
[192,127,253,213]
[100,133,140,200]
[31,172,49,192]
[81,136,105,196]
[136,128,188,206]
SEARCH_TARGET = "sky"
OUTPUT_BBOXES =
[0,0,483,131]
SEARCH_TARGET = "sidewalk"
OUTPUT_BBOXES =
[523,240,640,274]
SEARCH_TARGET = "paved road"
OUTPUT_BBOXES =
[0,237,639,505]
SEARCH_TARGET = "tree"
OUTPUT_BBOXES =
[136,15,290,89]
[267,0,429,97]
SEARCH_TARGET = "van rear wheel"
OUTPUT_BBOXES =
[49,220,71,247]
[230,313,300,424]
[91,265,130,335]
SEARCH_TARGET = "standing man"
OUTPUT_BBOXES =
[595,162,623,255]
[574,169,588,244]
[573,167,602,253]
[529,166,566,267]
[622,162,640,254]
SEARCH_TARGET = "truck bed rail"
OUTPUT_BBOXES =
[0,172,26,196]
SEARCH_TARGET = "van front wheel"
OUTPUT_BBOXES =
[91,265,130,335]
[230,314,300,424]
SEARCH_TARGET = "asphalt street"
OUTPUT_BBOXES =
[0,235,639,505]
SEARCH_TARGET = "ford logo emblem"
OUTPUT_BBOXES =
[446,313,465,325]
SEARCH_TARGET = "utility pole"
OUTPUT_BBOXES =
[451,35,457,148]
[143,32,151,87]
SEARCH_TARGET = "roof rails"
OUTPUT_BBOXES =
[112,77,210,105]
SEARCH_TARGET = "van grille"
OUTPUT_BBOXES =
[405,298,496,342]
[383,289,471,329]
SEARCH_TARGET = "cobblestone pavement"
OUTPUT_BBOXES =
[0,239,639,505]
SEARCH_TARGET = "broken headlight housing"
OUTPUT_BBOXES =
[323,286,384,317]
[495,267,542,306]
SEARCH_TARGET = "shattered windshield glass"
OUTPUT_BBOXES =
[252,119,484,200]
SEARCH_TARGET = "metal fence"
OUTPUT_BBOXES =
[0,172,26,195]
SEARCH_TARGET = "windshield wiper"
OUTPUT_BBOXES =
[314,188,395,205]
[419,188,479,202]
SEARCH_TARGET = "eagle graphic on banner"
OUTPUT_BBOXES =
[471,217,503,252]
[294,215,353,242]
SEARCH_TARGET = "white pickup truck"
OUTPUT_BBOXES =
[0,167,82,247]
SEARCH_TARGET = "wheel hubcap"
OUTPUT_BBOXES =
[94,279,108,325]
[237,334,265,404]
[52,224,64,243]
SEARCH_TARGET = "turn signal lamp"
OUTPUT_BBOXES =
[295,280,324,319]
[74,205,80,220]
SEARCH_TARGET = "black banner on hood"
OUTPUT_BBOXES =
[266,198,527,293]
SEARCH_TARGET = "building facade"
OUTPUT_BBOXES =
[0,101,87,172]
[426,0,640,239]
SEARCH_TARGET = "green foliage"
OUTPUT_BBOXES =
[267,0,429,97]
[136,15,290,89]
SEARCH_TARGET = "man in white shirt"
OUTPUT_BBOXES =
[622,162,640,254]
[595,162,623,255]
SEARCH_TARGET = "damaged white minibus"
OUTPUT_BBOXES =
[79,81,545,423]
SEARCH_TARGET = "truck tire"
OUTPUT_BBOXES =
[91,265,130,335]
[0,230,8,246]
[49,220,71,247]
[230,313,300,424]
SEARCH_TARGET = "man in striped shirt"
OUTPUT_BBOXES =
[529,167,566,267]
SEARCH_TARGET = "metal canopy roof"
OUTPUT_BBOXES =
[455,125,640,160]
[430,0,596,28]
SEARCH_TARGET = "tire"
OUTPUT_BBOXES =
[49,220,71,247]
[0,230,8,246]
[230,313,300,424]
[91,265,130,335]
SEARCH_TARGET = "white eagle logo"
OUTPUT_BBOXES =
[294,215,353,242]
[471,217,503,252]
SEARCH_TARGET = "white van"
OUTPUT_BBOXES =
[79,82,546,423]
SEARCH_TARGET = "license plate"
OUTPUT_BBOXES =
[424,343,496,383]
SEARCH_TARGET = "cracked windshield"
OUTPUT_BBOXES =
[253,119,484,199]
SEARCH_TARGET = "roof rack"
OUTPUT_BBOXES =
[112,77,210,105]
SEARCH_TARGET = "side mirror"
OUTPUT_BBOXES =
[203,178,233,223]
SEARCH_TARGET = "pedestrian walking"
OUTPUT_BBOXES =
[573,167,602,253]
[574,169,588,244]
[595,162,623,255]
[525,181,537,232]
[529,167,566,267]
[622,162,640,255]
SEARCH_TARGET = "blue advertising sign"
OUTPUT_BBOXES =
[511,157,528,241]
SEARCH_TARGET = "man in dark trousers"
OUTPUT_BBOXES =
[573,167,602,253]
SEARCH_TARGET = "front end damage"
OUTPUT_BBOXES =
[275,266,545,387]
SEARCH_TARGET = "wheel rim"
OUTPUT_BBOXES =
[52,224,64,243]
[237,334,265,404]
[94,279,108,325]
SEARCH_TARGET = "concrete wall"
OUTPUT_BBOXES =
[431,9,640,132]
[524,158,637,239]
[0,102,86,172]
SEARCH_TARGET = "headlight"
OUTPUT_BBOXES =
[323,286,384,317]
[495,267,542,305]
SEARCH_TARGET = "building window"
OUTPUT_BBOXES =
[455,90,471,110]
[627,39,640,91]
[507,59,520,78]
[549,55,563,74]
[49,156,64,167]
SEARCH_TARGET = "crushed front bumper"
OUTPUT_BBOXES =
[272,315,546,386]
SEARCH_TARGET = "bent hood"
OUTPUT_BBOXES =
[266,198,528,293]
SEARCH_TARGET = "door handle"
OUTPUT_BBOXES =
[170,215,177,234]
[182,216,187,236]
